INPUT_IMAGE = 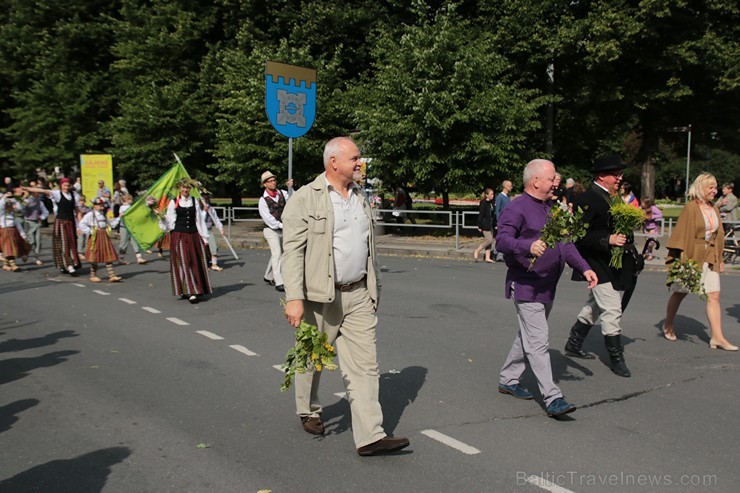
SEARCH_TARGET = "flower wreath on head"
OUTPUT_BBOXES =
[172,178,210,207]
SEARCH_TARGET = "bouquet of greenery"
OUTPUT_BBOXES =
[608,199,646,269]
[529,201,589,271]
[280,306,338,392]
[666,258,707,300]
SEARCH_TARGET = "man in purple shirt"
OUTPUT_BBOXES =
[496,159,598,417]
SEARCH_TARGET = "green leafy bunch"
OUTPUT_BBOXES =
[666,258,707,301]
[608,199,646,269]
[529,202,589,271]
[280,318,338,392]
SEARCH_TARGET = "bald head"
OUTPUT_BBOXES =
[323,137,362,191]
[523,159,556,200]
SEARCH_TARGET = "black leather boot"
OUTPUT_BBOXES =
[604,335,631,377]
[564,320,595,359]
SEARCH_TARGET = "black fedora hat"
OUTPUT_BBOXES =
[591,155,625,173]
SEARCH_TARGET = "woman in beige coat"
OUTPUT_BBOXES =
[663,173,735,350]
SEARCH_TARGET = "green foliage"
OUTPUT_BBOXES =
[666,258,707,300]
[280,317,337,392]
[352,6,547,195]
[0,0,737,200]
[530,202,588,270]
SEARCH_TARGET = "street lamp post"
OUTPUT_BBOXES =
[667,124,692,199]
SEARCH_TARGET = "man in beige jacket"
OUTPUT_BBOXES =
[282,137,410,456]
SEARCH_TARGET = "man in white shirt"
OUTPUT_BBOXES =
[282,137,410,457]
[257,170,291,292]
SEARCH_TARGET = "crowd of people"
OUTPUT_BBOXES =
[2,143,737,456]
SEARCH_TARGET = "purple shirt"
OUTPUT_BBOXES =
[496,192,592,304]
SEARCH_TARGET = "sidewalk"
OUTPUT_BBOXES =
[35,221,691,270]
[223,222,672,269]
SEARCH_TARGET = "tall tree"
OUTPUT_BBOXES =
[554,0,739,199]
[352,4,548,205]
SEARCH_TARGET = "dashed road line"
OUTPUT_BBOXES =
[420,429,481,455]
[196,330,224,340]
[118,298,137,304]
[73,283,86,287]
[142,306,161,314]
[229,344,258,356]
[524,475,575,493]
[92,290,110,296]
[166,317,189,326]
[272,364,283,372]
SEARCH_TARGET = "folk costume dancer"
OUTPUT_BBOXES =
[117,194,147,265]
[258,170,291,292]
[565,155,640,378]
[78,198,122,283]
[0,194,31,271]
[22,188,49,265]
[159,179,212,304]
[201,193,225,271]
[24,179,81,275]
[495,160,598,417]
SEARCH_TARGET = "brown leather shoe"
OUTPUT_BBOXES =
[300,416,324,435]
[357,436,410,456]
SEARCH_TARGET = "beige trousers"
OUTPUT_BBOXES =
[294,284,386,448]
[576,282,624,336]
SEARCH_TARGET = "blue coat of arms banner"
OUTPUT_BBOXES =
[265,61,317,139]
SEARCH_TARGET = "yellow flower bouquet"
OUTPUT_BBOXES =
[280,317,338,392]
[608,199,645,269]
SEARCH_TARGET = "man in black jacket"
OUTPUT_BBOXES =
[565,155,639,377]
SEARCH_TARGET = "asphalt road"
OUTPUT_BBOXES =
[1,249,739,493]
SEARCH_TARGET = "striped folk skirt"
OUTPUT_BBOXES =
[0,227,31,258]
[85,229,119,264]
[169,231,212,296]
[53,219,80,270]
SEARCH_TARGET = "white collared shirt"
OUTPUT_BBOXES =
[326,181,369,284]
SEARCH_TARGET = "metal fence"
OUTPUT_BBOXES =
[212,205,739,260]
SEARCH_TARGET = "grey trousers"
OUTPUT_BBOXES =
[294,285,386,448]
[500,300,562,406]
[24,220,42,257]
[576,282,624,336]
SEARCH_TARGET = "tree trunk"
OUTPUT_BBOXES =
[228,182,242,207]
[442,190,450,210]
[638,112,659,202]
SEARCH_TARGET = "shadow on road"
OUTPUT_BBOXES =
[0,350,79,386]
[0,330,78,354]
[0,398,39,434]
[320,366,427,438]
[0,446,131,492]
[654,315,710,343]
[726,303,740,323]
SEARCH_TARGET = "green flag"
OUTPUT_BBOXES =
[122,161,200,250]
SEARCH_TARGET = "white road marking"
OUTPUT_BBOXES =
[524,475,576,493]
[166,317,189,326]
[73,283,86,287]
[196,330,224,340]
[92,290,110,296]
[334,392,347,399]
[118,298,137,304]
[141,306,161,314]
[420,429,481,455]
[273,364,284,372]
[230,344,258,356]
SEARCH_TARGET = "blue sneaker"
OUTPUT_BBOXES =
[546,398,577,417]
[498,383,533,400]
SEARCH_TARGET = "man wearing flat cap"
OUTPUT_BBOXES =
[564,155,641,378]
[258,170,292,292]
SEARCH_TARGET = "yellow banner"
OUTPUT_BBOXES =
[80,154,114,205]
